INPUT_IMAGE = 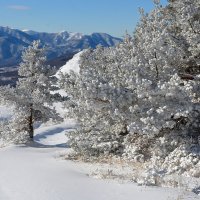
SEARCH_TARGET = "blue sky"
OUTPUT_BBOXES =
[0,0,167,37]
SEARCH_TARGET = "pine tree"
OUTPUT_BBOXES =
[0,40,61,142]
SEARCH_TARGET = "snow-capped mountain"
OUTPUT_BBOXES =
[0,26,122,68]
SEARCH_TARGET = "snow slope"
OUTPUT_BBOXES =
[0,116,198,200]
[56,51,82,77]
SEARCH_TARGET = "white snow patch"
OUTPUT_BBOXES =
[56,51,83,77]
[68,32,83,40]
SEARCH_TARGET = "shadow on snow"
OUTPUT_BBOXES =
[23,124,75,149]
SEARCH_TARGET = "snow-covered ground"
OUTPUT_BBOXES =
[0,114,198,200]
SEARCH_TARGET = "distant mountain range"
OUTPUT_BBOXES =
[0,26,122,68]
[0,26,122,85]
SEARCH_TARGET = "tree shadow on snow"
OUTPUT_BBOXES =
[23,125,75,149]
[35,127,66,140]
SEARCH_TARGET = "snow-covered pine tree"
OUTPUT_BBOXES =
[0,40,61,142]
[61,0,200,177]
[166,0,200,76]
[60,42,136,157]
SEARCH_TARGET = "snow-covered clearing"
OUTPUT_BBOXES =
[0,116,198,200]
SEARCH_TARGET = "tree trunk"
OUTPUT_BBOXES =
[28,104,34,140]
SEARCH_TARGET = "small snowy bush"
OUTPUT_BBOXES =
[0,116,29,145]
